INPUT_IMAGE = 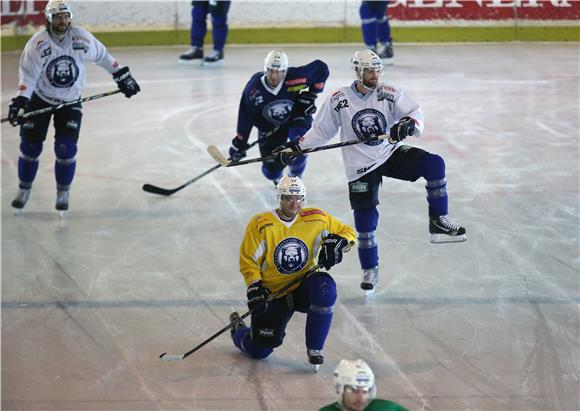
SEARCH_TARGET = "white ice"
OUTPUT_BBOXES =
[1,43,579,410]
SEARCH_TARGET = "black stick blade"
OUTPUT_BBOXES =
[142,184,177,196]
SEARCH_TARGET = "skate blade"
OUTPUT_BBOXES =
[203,60,224,68]
[430,234,467,244]
[178,59,203,66]
[311,364,320,373]
[363,288,376,297]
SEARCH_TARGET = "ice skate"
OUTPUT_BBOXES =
[377,42,394,66]
[360,266,378,296]
[429,215,466,243]
[11,188,31,210]
[229,311,246,338]
[55,190,70,212]
[307,348,324,373]
[203,49,224,67]
[178,47,203,64]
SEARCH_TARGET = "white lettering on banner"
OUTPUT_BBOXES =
[551,0,571,6]
[391,0,570,7]
[0,0,36,16]
[409,0,445,7]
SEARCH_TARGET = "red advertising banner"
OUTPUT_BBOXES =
[1,0,48,26]
[389,0,580,20]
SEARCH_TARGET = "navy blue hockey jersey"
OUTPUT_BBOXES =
[236,60,329,142]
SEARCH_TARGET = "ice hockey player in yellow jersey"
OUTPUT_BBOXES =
[229,176,355,371]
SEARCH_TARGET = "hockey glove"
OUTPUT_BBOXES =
[290,89,318,121]
[113,66,141,98]
[8,96,29,126]
[272,141,302,166]
[318,234,349,270]
[247,280,271,315]
[229,136,250,162]
[389,116,415,143]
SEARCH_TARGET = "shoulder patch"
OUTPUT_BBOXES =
[330,90,344,103]
[285,77,307,86]
[377,85,396,102]
[300,209,326,217]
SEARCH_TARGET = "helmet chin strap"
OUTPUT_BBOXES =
[356,70,378,92]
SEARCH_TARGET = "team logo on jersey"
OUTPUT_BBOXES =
[249,89,264,106]
[274,237,308,274]
[351,109,386,146]
[262,99,293,126]
[46,56,79,88]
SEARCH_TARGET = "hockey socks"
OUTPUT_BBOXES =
[354,208,379,270]
[305,275,336,350]
[17,140,43,188]
[419,153,448,217]
[54,138,77,188]
[231,325,273,360]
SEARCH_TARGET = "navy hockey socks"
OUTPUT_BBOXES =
[232,326,273,360]
[419,153,448,217]
[360,2,378,48]
[190,5,208,48]
[354,208,379,270]
[211,14,228,51]
[305,275,336,350]
[54,138,77,187]
[17,140,42,187]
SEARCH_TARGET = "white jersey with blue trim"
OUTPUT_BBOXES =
[17,26,119,104]
[299,81,425,182]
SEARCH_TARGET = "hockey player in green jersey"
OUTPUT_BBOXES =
[319,359,409,411]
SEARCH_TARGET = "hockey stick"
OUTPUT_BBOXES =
[142,125,284,196]
[159,241,354,362]
[207,134,390,167]
[1,89,122,124]
[159,264,321,362]
[142,140,259,196]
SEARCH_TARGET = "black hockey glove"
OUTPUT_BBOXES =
[272,141,302,166]
[113,66,141,98]
[389,116,415,143]
[247,280,271,315]
[229,136,250,162]
[8,96,29,126]
[318,234,349,270]
[290,90,318,121]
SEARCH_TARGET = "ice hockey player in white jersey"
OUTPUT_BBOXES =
[7,0,140,212]
[274,49,466,294]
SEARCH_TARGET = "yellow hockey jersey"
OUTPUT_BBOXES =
[239,207,356,296]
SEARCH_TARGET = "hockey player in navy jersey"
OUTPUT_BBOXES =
[228,50,329,185]
[7,0,140,212]
[229,176,355,371]
[274,50,466,295]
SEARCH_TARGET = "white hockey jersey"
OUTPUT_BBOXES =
[17,26,119,105]
[299,81,425,182]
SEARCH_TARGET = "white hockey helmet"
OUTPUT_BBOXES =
[351,49,384,82]
[45,0,73,23]
[276,176,306,203]
[334,359,377,404]
[264,50,289,72]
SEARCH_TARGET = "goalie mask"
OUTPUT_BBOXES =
[334,359,377,407]
[45,0,73,23]
[276,176,306,205]
[351,49,383,88]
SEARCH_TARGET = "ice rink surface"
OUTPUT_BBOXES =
[1,43,579,411]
